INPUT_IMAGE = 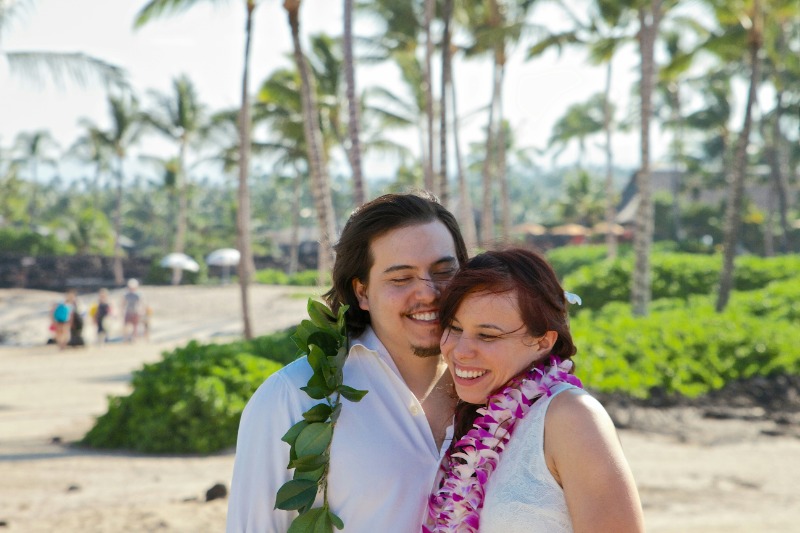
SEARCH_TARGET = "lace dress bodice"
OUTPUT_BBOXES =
[479,383,577,533]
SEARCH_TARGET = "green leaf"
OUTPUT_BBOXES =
[301,384,332,400]
[336,304,349,336]
[303,403,333,423]
[307,299,334,328]
[302,368,335,399]
[307,344,326,372]
[322,359,340,389]
[295,422,333,457]
[294,465,325,483]
[275,479,319,511]
[329,345,348,372]
[290,453,329,472]
[328,510,344,530]
[287,506,333,533]
[281,420,309,445]
[293,320,321,352]
[338,385,368,402]
[308,330,340,357]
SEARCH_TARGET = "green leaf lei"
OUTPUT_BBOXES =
[275,299,368,532]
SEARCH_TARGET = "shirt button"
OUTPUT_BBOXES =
[409,404,420,416]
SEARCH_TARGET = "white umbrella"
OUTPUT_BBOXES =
[159,253,200,272]
[206,248,241,284]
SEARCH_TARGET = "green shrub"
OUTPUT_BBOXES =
[255,268,290,285]
[734,255,800,291]
[0,227,72,255]
[82,330,299,453]
[563,252,800,313]
[571,298,800,399]
[255,268,330,286]
[731,279,800,322]
[546,245,613,280]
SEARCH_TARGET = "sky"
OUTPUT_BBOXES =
[0,0,657,182]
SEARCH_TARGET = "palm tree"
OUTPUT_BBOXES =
[142,74,208,284]
[134,0,260,339]
[283,0,337,285]
[712,0,765,311]
[422,0,436,193]
[12,129,58,228]
[461,0,535,247]
[438,0,454,206]
[79,92,142,285]
[343,0,365,205]
[546,96,605,167]
[1,0,126,88]
[630,0,668,316]
[756,0,797,253]
[527,0,632,258]
[69,120,113,210]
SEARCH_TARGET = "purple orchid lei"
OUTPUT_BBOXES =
[423,356,583,533]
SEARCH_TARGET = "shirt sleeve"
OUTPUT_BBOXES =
[226,369,304,532]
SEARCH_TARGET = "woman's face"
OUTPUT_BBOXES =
[441,291,552,404]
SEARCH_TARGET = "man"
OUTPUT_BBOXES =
[227,192,469,532]
[122,278,142,342]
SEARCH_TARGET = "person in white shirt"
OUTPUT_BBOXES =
[226,192,468,532]
[424,248,644,533]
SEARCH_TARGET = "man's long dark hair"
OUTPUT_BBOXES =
[323,191,469,338]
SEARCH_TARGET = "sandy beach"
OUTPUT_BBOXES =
[1,285,798,532]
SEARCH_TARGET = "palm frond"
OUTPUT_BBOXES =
[134,0,234,28]
[0,0,36,40]
[5,51,128,89]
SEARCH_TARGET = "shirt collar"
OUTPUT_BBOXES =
[349,326,403,378]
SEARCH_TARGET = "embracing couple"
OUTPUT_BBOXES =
[226,192,644,533]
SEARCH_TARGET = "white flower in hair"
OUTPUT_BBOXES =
[564,291,582,305]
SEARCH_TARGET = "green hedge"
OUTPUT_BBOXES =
[571,296,800,399]
[0,227,72,255]
[254,268,329,286]
[82,330,298,453]
[546,245,615,280]
[564,252,800,312]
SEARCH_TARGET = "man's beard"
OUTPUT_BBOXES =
[413,344,441,358]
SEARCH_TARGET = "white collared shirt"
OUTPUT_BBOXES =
[226,327,452,532]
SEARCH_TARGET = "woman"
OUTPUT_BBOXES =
[424,248,644,533]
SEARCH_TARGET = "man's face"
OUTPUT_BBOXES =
[353,221,458,361]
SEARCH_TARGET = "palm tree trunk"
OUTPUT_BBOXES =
[496,61,510,244]
[450,50,477,253]
[285,0,336,285]
[603,59,618,259]
[716,0,762,312]
[768,90,790,253]
[438,0,453,207]
[172,138,189,285]
[289,169,302,275]
[343,0,365,206]
[112,156,125,286]
[422,0,436,194]
[28,159,38,229]
[237,0,256,339]
[480,61,500,248]
[631,0,662,317]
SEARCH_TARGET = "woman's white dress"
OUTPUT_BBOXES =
[479,382,578,533]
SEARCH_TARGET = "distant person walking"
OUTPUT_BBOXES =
[122,279,143,342]
[52,290,75,350]
[91,288,112,344]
